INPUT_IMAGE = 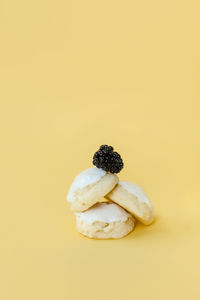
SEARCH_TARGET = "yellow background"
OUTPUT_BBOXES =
[1,0,200,299]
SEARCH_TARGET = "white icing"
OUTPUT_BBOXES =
[119,181,151,205]
[76,202,130,224]
[67,167,106,202]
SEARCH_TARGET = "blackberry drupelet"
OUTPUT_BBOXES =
[93,145,124,174]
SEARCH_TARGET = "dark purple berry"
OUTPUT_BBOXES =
[92,145,124,173]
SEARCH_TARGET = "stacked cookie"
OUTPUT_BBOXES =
[66,145,154,239]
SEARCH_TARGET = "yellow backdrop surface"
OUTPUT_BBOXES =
[1,0,200,299]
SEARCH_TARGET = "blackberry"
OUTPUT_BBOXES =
[93,145,124,174]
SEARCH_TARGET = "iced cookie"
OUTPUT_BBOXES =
[67,167,118,212]
[75,202,135,239]
[106,181,154,225]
